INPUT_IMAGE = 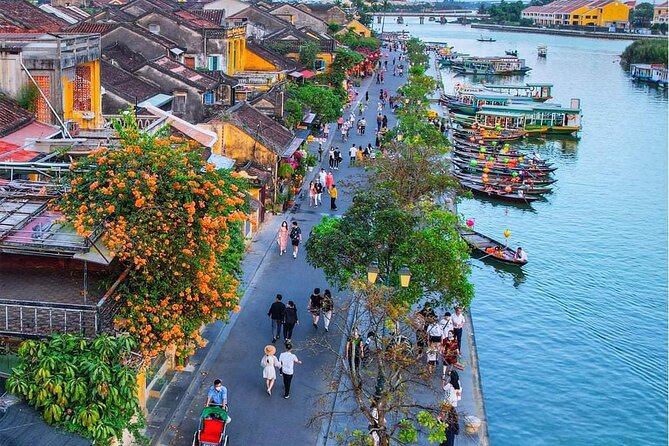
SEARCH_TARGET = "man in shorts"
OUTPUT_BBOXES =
[290,221,302,259]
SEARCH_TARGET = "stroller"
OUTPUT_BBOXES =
[192,405,230,446]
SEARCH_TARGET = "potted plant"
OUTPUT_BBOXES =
[278,162,295,179]
[305,153,317,171]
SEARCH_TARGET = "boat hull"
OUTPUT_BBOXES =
[458,229,527,266]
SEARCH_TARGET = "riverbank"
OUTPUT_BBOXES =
[472,23,665,40]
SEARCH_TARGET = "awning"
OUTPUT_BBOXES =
[282,137,304,157]
[0,122,61,147]
[73,237,115,266]
[144,105,218,148]
[288,71,303,78]
[300,70,315,79]
[302,113,316,124]
[138,93,173,108]
[170,47,185,56]
[207,153,236,170]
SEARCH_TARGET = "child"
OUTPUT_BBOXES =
[426,345,438,375]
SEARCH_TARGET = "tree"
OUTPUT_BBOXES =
[59,112,249,361]
[621,39,669,65]
[299,42,319,68]
[305,192,473,309]
[288,83,345,124]
[631,2,654,28]
[328,22,342,34]
[284,98,304,129]
[308,283,450,446]
[7,334,144,444]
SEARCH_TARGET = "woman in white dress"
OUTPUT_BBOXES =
[261,345,281,396]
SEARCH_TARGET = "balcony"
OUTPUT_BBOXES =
[0,33,101,69]
[234,71,280,87]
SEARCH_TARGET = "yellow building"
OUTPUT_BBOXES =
[336,19,373,38]
[522,0,631,27]
[653,1,668,23]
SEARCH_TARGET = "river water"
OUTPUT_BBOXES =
[373,19,668,446]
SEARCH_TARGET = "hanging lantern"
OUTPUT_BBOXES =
[504,229,511,238]
[469,159,478,167]
[479,146,486,152]
[518,156,524,162]
[511,171,519,177]
[482,176,489,183]
[503,157,510,164]
[495,125,502,131]
[488,156,495,162]
[504,186,512,193]
[469,136,476,143]
[466,219,475,228]
[483,167,490,173]
[478,140,484,145]
[491,141,498,146]
[478,153,485,160]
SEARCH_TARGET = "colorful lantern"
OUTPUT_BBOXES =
[503,157,510,164]
[518,156,524,162]
[478,140,484,145]
[466,219,475,228]
[482,176,489,183]
[469,137,476,143]
[478,153,485,160]
[479,146,486,152]
[488,156,495,162]
[495,125,502,131]
[504,186,512,193]
[483,167,490,173]
[504,229,511,238]
[511,171,519,177]
[470,159,478,167]
[491,141,498,146]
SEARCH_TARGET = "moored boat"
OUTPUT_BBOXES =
[451,56,531,76]
[458,229,528,266]
[453,172,553,194]
[477,36,496,42]
[459,180,540,203]
[505,50,518,56]
[453,167,558,186]
[472,100,582,136]
[538,45,548,58]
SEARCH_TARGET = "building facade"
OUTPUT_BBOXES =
[521,0,631,27]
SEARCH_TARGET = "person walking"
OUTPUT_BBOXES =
[325,171,334,193]
[334,148,342,170]
[322,289,334,332]
[349,144,357,167]
[376,113,383,132]
[308,181,316,207]
[365,91,369,103]
[278,343,302,399]
[328,147,335,168]
[267,294,286,343]
[382,115,388,129]
[283,300,299,343]
[451,307,465,350]
[345,328,364,374]
[439,405,460,446]
[317,143,324,162]
[290,221,302,259]
[359,117,366,135]
[318,168,327,189]
[330,183,338,211]
[307,288,323,329]
[315,179,323,206]
[277,221,289,255]
[261,344,281,396]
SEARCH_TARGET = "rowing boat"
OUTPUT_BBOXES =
[452,167,557,185]
[452,156,557,173]
[453,172,553,194]
[459,180,540,202]
[458,229,527,266]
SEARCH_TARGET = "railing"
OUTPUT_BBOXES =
[235,72,278,85]
[102,114,161,130]
[0,300,98,338]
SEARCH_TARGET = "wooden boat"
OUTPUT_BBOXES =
[450,118,528,140]
[452,147,553,167]
[453,155,557,172]
[459,180,540,203]
[450,56,531,75]
[458,229,528,266]
[453,167,558,186]
[452,160,556,180]
[477,36,496,42]
[505,50,518,56]
[453,172,553,194]
[482,83,553,102]
[538,45,548,58]
[472,100,583,136]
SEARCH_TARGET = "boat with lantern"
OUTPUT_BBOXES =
[452,157,556,178]
[450,56,531,76]
[453,172,553,194]
[453,167,557,186]
[451,126,527,141]
[458,180,541,203]
[458,229,528,266]
[474,101,582,135]
[452,147,553,167]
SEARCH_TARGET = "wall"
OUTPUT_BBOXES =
[219,122,278,167]
[134,65,205,123]
[0,51,26,98]
[62,60,102,130]
[135,13,203,56]
[600,2,630,25]
[270,5,328,33]
[243,47,279,71]
[203,0,249,16]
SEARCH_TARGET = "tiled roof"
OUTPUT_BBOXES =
[121,0,177,16]
[59,6,91,20]
[151,56,219,90]
[522,0,624,14]
[92,0,129,6]
[102,43,148,71]
[0,16,26,33]
[174,10,220,29]
[220,102,295,154]
[0,94,34,137]
[67,21,117,34]
[101,60,161,102]
[0,141,39,162]
[190,9,225,26]
[228,6,291,34]
[246,40,299,71]
[0,0,67,32]
[201,70,239,87]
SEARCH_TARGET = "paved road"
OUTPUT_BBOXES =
[153,48,408,446]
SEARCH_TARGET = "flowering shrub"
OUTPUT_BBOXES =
[58,113,248,360]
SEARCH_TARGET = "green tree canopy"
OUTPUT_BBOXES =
[621,39,668,65]
[299,42,319,68]
[288,83,344,124]
[631,2,654,28]
[305,191,473,309]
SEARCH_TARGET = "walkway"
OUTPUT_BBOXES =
[148,46,487,446]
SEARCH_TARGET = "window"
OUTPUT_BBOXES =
[172,92,187,113]
[184,56,196,69]
[208,55,222,71]
[34,75,51,123]
[74,65,91,111]
[149,23,160,34]
[203,91,215,105]
[314,58,326,72]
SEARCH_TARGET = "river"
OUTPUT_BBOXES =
[373,19,668,446]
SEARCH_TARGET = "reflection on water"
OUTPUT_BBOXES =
[469,253,527,288]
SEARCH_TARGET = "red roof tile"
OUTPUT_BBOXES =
[0,0,66,32]
[67,21,116,34]
[174,10,219,29]
[0,141,39,162]
[190,9,225,26]
[152,56,219,90]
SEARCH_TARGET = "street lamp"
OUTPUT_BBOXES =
[366,263,411,400]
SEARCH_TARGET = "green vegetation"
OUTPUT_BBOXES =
[16,83,39,113]
[299,42,319,68]
[284,98,304,129]
[288,82,345,124]
[266,42,292,55]
[335,30,381,52]
[327,22,342,34]
[478,0,526,25]
[6,334,144,444]
[630,2,654,28]
[621,39,668,65]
